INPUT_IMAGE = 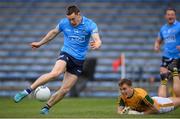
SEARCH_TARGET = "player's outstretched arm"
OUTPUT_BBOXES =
[143,107,158,114]
[90,33,102,50]
[143,102,159,114]
[117,106,143,115]
[141,95,159,114]
[176,45,180,51]
[117,106,126,114]
[30,28,60,49]
[154,37,162,52]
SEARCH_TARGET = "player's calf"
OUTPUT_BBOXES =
[158,72,170,97]
[169,59,180,97]
[40,88,69,114]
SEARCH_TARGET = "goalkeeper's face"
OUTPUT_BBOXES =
[120,84,133,98]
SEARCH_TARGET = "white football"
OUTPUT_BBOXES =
[34,86,51,101]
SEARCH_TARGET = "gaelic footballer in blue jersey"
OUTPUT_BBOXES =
[14,5,102,115]
[154,7,180,98]
[56,15,99,60]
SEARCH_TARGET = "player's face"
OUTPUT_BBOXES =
[165,10,176,25]
[67,12,80,26]
[120,84,133,98]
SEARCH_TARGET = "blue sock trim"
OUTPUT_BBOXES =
[45,104,51,109]
[25,88,32,94]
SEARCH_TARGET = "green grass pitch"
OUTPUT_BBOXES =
[0,97,180,118]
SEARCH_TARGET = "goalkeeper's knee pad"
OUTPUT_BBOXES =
[160,73,169,85]
[172,68,178,77]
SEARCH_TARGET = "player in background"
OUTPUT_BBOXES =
[117,79,180,114]
[14,5,102,115]
[154,7,180,97]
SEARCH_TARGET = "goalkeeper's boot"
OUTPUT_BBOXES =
[14,89,31,103]
[40,107,49,115]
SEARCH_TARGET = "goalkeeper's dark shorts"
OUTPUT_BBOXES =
[161,56,180,72]
[57,51,84,76]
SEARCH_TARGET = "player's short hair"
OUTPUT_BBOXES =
[66,5,80,15]
[165,7,176,14]
[119,79,132,87]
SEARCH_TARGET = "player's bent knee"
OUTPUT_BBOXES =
[160,69,168,74]
[160,72,170,86]
[160,73,169,80]
[160,67,169,73]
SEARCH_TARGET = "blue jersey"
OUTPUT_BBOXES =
[159,20,180,58]
[56,16,98,60]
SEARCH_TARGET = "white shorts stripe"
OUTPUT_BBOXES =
[152,96,174,113]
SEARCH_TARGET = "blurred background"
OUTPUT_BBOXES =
[0,0,180,98]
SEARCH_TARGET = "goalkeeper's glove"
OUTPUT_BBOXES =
[120,107,131,114]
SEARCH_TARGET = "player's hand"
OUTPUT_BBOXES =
[90,40,101,50]
[30,42,41,49]
[176,46,180,51]
[119,107,130,114]
[154,44,160,52]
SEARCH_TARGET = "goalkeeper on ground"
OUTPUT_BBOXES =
[117,79,180,114]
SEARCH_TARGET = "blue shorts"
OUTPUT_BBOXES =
[57,52,84,76]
